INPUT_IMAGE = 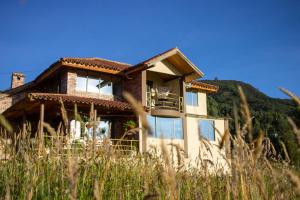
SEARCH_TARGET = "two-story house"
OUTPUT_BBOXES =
[0,48,228,167]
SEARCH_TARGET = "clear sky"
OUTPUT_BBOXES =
[0,0,299,98]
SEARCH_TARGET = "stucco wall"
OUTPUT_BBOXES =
[186,116,227,170]
[146,71,180,96]
[148,60,182,76]
[186,92,207,116]
[142,116,228,171]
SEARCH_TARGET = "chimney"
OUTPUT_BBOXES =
[11,72,25,89]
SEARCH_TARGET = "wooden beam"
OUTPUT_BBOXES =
[62,62,122,75]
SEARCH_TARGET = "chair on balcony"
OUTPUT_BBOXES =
[155,86,170,100]
[153,87,179,111]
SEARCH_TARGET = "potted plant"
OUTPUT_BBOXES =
[123,120,137,132]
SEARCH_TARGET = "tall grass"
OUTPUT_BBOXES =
[0,89,299,199]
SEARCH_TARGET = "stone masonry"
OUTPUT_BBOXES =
[11,73,25,89]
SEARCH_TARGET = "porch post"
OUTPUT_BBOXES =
[138,115,147,153]
[181,79,189,158]
[39,103,45,154]
[22,111,27,139]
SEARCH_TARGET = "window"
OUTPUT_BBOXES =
[70,120,81,139]
[87,77,100,93]
[70,119,111,140]
[186,91,198,106]
[147,116,183,139]
[86,120,111,140]
[199,119,215,141]
[99,80,113,95]
[76,75,113,95]
[76,76,87,91]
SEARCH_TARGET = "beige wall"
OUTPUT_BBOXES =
[140,115,228,170]
[186,92,207,116]
[146,71,180,96]
[186,116,228,170]
[148,60,182,76]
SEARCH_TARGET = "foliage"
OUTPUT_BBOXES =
[204,79,300,167]
[123,120,137,132]
[0,87,299,199]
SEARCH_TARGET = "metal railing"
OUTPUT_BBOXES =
[43,136,139,153]
[147,92,183,112]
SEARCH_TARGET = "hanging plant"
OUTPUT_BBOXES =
[123,120,137,132]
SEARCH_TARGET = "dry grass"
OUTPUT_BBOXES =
[0,89,299,199]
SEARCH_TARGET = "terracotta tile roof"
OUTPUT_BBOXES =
[124,48,177,74]
[28,93,133,111]
[189,81,219,92]
[61,57,132,71]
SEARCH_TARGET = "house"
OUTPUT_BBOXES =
[0,48,228,168]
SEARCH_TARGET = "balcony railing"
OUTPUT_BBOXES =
[42,136,139,154]
[147,92,183,112]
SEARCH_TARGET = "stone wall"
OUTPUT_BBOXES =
[66,70,76,94]
[11,73,25,89]
[63,69,123,101]
[0,93,12,114]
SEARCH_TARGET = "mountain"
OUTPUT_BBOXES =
[203,80,300,167]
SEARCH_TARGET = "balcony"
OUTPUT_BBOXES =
[147,91,183,117]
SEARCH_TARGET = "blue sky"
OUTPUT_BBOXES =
[0,0,299,98]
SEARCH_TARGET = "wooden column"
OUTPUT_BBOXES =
[92,109,97,154]
[181,79,189,158]
[38,103,45,154]
[22,111,27,139]
[93,109,97,141]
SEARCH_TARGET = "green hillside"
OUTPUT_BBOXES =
[203,80,300,167]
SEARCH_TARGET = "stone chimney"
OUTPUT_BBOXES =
[11,72,25,89]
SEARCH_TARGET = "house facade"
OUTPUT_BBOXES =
[0,48,228,167]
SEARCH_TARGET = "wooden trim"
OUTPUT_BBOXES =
[36,61,124,84]
[185,113,231,120]
[125,64,149,75]
[145,49,178,67]
[190,85,218,93]
[176,49,204,77]
[36,62,62,83]
[151,109,181,118]
[62,62,122,75]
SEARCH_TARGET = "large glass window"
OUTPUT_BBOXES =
[147,116,183,139]
[87,77,100,93]
[76,75,113,95]
[199,119,215,141]
[76,76,87,91]
[99,80,113,95]
[186,91,198,106]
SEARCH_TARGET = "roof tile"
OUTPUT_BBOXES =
[28,93,133,111]
[61,57,132,71]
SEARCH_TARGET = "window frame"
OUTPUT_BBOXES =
[186,91,198,106]
[75,76,88,92]
[147,116,184,139]
[75,75,113,95]
[198,119,215,141]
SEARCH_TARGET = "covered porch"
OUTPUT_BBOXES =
[3,93,140,153]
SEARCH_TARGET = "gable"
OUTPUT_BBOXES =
[125,47,204,82]
[147,60,182,76]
